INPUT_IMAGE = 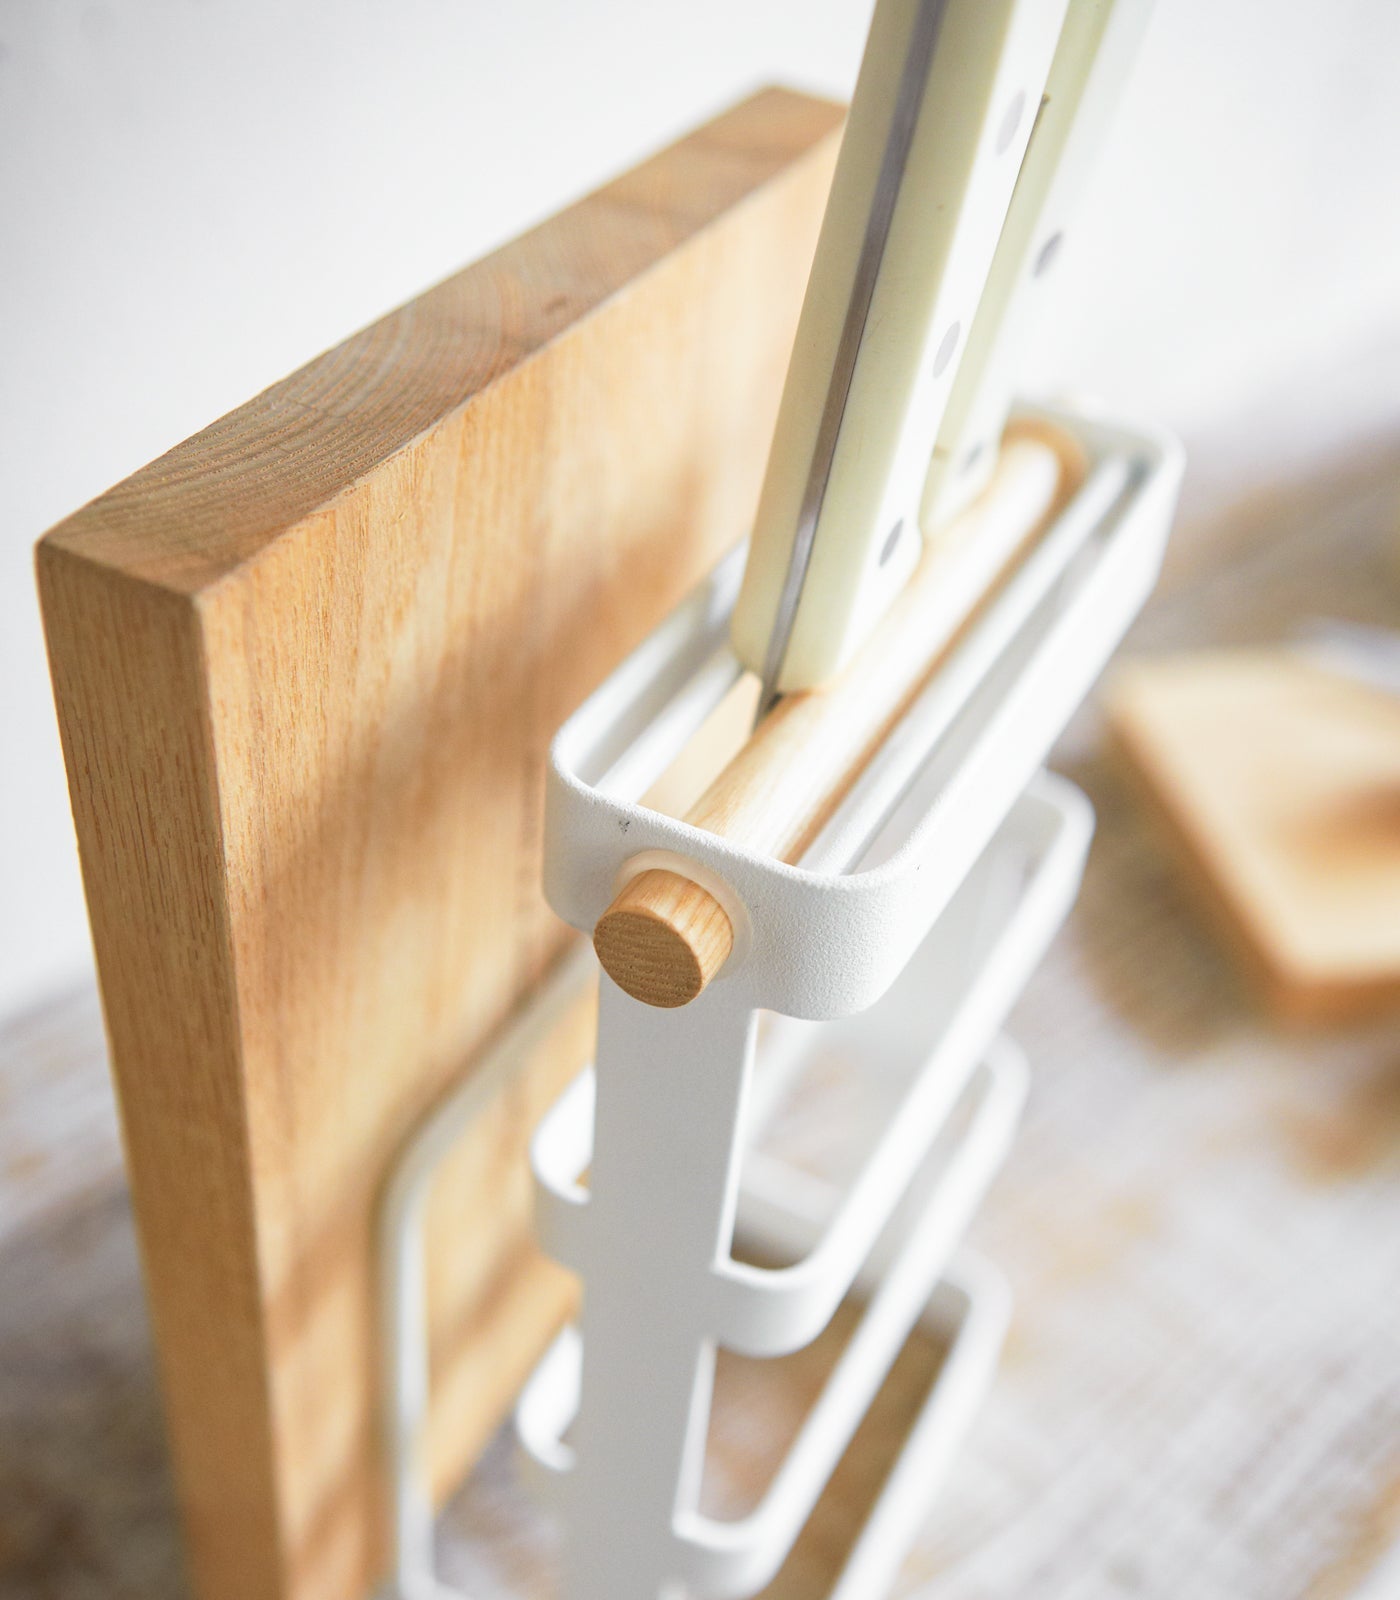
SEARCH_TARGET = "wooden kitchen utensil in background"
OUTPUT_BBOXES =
[1108,649,1400,1023]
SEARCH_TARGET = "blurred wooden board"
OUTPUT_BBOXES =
[1107,651,1400,1023]
[35,87,842,1600]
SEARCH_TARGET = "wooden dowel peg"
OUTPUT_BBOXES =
[594,421,1086,1007]
[591,867,736,1009]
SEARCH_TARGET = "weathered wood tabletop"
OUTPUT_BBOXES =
[3,430,1399,1599]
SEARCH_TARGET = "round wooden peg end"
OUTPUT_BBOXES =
[592,868,734,1008]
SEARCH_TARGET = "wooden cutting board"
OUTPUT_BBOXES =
[37,88,843,1600]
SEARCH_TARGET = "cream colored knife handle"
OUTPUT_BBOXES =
[732,0,1068,695]
[923,0,1157,530]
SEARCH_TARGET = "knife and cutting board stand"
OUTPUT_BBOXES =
[381,400,1181,1600]
[38,88,1180,1600]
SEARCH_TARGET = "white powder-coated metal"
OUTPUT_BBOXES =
[379,402,1181,1600]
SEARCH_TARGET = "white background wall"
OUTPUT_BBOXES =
[3,0,1399,1021]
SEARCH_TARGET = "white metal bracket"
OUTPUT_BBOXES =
[379,400,1182,1600]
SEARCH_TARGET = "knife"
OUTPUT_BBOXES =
[735,0,1155,712]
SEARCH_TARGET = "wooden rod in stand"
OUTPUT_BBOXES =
[592,420,1087,1007]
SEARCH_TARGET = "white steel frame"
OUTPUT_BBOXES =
[379,402,1182,1600]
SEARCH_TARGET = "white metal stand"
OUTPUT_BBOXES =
[380,402,1182,1600]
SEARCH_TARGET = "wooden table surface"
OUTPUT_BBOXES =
[4,431,1399,1600]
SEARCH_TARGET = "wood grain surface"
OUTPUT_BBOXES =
[36,88,842,1600]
